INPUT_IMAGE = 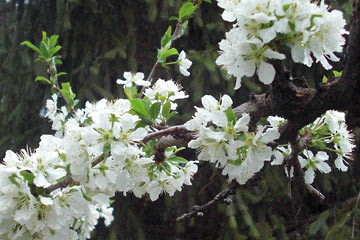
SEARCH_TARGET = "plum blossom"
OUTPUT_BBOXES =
[178,51,192,76]
[298,150,331,184]
[215,0,348,89]
[186,94,281,184]
[116,71,150,87]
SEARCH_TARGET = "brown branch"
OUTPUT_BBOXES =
[142,125,194,144]
[45,175,73,194]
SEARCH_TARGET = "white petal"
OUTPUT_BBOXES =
[40,196,54,206]
[234,77,242,90]
[211,111,228,127]
[334,155,348,171]
[34,173,50,187]
[257,61,276,85]
[220,95,233,110]
[316,161,331,174]
[259,28,276,43]
[304,168,315,184]
[271,150,284,165]
[222,10,236,22]
[234,113,250,132]
[201,95,218,110]
[315,151,329,161]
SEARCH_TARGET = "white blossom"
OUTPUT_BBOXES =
[116,72,150,87]
[178,51,192,76]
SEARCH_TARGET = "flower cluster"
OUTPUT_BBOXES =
[0,79,197,239]
[185,95,281,184]
[298,110,355,184]
[216,0,348,89]
[272,110,355,184]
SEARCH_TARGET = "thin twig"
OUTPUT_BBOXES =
[140,19,185,94]
[45,175,73,194]
[176,181,238,222]
[285,127,325,201]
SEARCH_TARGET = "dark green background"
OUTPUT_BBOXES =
[1,0,359,239]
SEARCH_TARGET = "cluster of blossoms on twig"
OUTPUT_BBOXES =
[0,77,197,239]
[216,0,348,89]
[185,94,282,184]
[0,0,354,238]
[272,110,355,184]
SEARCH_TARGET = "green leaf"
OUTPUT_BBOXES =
[35,76,51,84]
[162,100,171,117]
[288,21,295,31]
[130,98,151,119]
[203,0,211,2]
[20,170,35,184]
[42,31,47,41]
[81,189,92,201]
[103,142,111,155]
[158,48,179,63]
[322,75,328,83]
[283,3,291,12]
[169,16,179,21]
[8,174,20,187]
[48,46,62,57]
[179,2,196,20]
[49,35,59,48]
[166,111,177,121]
[161,26,172,48]
[60,82,77,107]
[124,87,133,100]
[56,72,67,78]
[39,42,49,58]
[150,102,161,120]
[167,155,188,164]
[161,162,171,173]
[20,41,41,54]
[333,70,342,77]
[225,107,237,124]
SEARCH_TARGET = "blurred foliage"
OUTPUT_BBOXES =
[1,0,360,239]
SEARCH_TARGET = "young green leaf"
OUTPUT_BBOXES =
[322,75,328,83]
[60,82,77,106]
[333,70,342,77]
[20,170,35,184]
[169,16,179,21]
[225,107,237,125]
[20,41,41,54]
[167,155,188,164]
[162,100,171,118]
[103,142,111,155]
[130,98,151,119]
[48,46,62,57]
[35,76,52,85]
[56,72,67,78]
[150,102,161,120]
[42,31,47,41]
[124,87,133,100]
[158,48,179,63]
[39,41,49,58]
[179,2,196,20]
[161,26,173,48]
[49,35,59,48]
